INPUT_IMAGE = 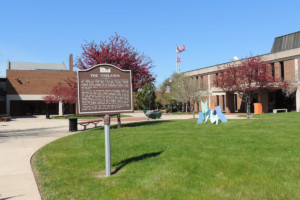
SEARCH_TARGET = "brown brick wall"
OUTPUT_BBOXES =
[210,74,217,88]
[203,75,208,90]
[6,70,76,95]
[213,95,225,112]
[218,95,225,112]
[194,101,199,112]
[283,60,295,81]
[197,76,201,88]
[210,95,217,108]
[237,94,243,112]
[274,62,281,80]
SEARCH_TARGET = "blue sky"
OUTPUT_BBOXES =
[1,0,300,86]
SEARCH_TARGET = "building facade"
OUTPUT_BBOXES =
[184,32,300,113]
[3,54,76,116]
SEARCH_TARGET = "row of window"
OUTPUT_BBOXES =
[194,61,286,88]
[270,61,285,79]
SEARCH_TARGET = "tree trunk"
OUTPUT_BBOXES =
[117,113,122,128]
[246,96,251,119]
[192,100,195,118]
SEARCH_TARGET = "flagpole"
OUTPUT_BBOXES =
[176,45,178,72]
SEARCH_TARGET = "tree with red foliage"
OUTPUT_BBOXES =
[44,76,77,105]
[76,33,155,92]
[76,33,155,127]
[215,56,288,119]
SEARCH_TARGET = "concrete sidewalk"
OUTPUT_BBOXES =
[0,113,243,200]
[0,117,72,200]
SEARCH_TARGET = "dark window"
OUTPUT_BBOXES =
[280,61,284,79]
[217,95,219,106]
[234,94,238,111]
[271,63,275,78]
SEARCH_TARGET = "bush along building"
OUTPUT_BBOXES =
[4,54,76,116]
[184,31,300,113]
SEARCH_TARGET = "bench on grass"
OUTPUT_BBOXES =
[78,119,102,130]
[273,108,287,113]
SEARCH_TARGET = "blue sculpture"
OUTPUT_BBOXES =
[215,106,227,122]
[201,101,208,119]
[197,101,227,125]
[197,112,204,124]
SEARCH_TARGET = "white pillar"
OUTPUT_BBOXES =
[296,87,300,112]
[59,100,63,116]
[295,58,299,81]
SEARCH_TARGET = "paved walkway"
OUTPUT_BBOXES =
[0,112,243,200]
[0,117,71,200]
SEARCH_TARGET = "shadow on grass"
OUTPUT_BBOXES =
[0,195,24,200]
[111,120,172,129]
[91,120,172,132]
[112,150,164,175]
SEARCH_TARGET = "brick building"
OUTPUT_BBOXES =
[184,31,300,113]
[3,55,76,116]
[0,77,6,114]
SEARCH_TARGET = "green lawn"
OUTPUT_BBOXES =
[34,113,300,200]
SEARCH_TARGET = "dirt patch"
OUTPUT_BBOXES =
[95,168,124,178]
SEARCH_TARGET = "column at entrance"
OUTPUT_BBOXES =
[6,99,10,116]
[296,87,300,112]
[59,100,63,116]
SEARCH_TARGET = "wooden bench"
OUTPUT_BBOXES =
[0,114,12,122]
[273,108,288,113]
[78,119,102,130]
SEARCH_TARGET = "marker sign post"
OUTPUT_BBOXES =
[77,64,134,176]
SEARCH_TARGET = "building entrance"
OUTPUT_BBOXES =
[10,101,59,116]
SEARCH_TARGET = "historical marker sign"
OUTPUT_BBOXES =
[77,64,134,115]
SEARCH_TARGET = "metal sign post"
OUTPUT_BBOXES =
[77,64,134,177]
[104,115,111,176]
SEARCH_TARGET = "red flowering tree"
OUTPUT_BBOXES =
[44,76,77,104]
[76,33,156,127]
[45,34,155,124]
[76,33,155,91]
[215,56,288,119]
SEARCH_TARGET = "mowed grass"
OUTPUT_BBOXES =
[34,113,300,200]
